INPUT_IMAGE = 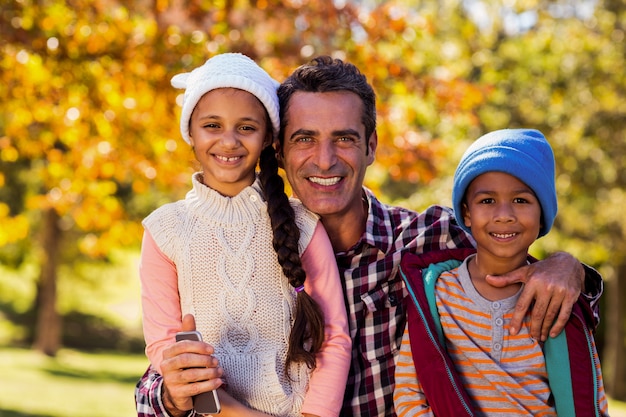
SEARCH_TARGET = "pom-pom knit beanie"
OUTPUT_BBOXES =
[452,128,557,238]
[171,53,280,144]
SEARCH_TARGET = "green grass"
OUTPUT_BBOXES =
[0,346,149,417]
[611,397,626,417]
[1,346,626,416]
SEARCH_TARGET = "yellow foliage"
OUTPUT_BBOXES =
[0,208,29,246]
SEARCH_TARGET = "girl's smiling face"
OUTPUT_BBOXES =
[189,88,271,196]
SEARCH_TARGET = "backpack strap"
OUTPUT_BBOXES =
[545,301,601,416]
[400,252,477,416]
[422,259,463,346]
[544,331,576,415]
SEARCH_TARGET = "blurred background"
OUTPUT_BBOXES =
[0,0,625,415]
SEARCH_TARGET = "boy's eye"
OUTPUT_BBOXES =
[513,197,528,204]
[479,198,495,204]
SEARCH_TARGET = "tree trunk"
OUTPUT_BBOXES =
[32,208,62,357]
[604,262,626,399]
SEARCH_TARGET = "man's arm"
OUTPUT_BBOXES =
[417,206,602,341]
[135,365,186,417]
[488,251,603,341]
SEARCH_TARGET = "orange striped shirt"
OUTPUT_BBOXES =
[394,257,609,416]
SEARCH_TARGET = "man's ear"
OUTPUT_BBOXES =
[366,131,378,165]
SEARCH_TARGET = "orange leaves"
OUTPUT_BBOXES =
[0,0,494,257]
[0,137,19,163]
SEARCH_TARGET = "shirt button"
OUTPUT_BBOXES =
[388,294,397,305]
[492,302,501,310]
[495,318,503,326]
[493,343,502,351]
[250,195,257,202]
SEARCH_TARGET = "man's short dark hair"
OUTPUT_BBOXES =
[277,56,377,147]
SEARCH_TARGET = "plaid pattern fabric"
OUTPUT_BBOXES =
[135,365,195,417]
[337,189,474,416]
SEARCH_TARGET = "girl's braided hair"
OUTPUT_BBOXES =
[258,144,325,371]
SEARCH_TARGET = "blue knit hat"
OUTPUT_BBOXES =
[452,129,557,238]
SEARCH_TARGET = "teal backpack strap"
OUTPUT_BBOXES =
[543,328,580,416]
[422,259,462,346]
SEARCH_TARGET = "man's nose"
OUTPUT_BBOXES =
[314,141,338,170]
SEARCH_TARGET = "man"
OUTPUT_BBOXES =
[136,56,602,417]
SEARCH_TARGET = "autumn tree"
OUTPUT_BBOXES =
[3,1,624,401]
[0,0,479,356]
[390,0,626,399]
[0,1,192,355]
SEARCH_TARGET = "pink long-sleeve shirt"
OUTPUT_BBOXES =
[139,221,351,417]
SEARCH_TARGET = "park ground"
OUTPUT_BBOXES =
[0,346,624,417]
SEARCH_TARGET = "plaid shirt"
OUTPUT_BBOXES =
[135,187,602,417]
[336,189,474,416]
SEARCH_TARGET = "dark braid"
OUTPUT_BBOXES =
[258,144,325,371]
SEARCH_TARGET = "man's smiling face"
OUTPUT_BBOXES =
[279,91,376,220]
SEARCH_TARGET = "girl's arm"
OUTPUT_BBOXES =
[299,222,352,417]
[139,229,183,373]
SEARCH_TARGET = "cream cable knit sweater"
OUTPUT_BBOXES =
[143,173,318,417]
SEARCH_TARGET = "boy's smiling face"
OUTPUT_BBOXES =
[463,171,542,271]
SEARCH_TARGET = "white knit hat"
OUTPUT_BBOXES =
[171,53,280,144]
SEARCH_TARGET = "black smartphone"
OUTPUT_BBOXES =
[175,331,221,415]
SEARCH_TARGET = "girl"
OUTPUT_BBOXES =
[139,53,351,417]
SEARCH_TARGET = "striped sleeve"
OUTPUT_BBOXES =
[393,326,434,417]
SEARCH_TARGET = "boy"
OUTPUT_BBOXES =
[394,129,609,416]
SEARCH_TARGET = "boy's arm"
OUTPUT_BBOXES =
[393,327,434,417]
